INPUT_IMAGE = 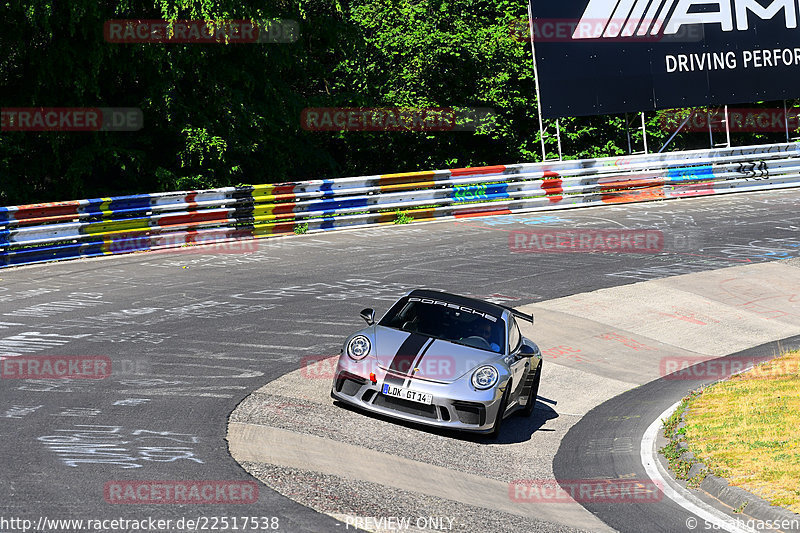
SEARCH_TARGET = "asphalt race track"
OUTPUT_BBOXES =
[2,189,800,533]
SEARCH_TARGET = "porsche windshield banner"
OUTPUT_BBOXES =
[529,0,800,118]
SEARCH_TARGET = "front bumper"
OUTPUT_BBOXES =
[330,359,508,433]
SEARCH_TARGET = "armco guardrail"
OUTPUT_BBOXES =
[3,142,800,268]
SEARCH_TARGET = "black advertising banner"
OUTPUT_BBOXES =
[529,0,800,118]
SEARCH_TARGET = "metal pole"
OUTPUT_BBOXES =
[724,105,731,148]
[556,119,563,161]
[641,112,649,154]
[528,1,548,161]
[708,108,713,148]
[658,108,694,153]
[784,100,790,143]
[625,112,632,154]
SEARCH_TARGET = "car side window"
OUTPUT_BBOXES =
[507,316,522,353]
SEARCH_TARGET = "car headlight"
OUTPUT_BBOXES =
[346,335,371,360]
[471,365,498,390]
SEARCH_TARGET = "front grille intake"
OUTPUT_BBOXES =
[335,372,366,396]
[452,401,485,426]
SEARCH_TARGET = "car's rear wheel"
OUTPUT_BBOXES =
[487,381,511,439]
[519,363,541,417]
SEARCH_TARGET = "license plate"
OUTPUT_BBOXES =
[381,383,432,405]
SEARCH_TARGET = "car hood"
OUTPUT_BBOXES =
[372,325,499,383]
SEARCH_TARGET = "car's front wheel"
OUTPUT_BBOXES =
[519,363,541,417]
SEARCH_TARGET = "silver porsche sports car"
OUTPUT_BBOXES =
[330,289,542,437]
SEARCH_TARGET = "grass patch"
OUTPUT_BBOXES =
[659,390,708,487]
[662,389,702,438]
[660,439,694,479]
[393,209,414,225]
[682,350,800,512]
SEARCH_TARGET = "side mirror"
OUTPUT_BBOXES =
[518,344,536,356]
[360,308,375,325]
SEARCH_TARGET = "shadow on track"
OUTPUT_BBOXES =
[332,397,559,445]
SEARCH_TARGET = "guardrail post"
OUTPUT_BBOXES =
[556,119,563,161]
[626,113,632,154]
[627,112,649,155]
[724,105,731,148]
[784,100,790,143]
[641,112,649,154]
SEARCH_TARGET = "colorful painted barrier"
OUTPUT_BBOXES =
[2,142,800,268]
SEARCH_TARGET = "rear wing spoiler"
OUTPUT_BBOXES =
[500,305,534,324]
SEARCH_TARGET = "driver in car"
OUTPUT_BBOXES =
[478,322,500,352]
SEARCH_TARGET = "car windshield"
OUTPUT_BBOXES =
[379,296,505,353]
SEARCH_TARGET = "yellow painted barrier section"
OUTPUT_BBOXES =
[83,218,151,235]
[379,171,437,192]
